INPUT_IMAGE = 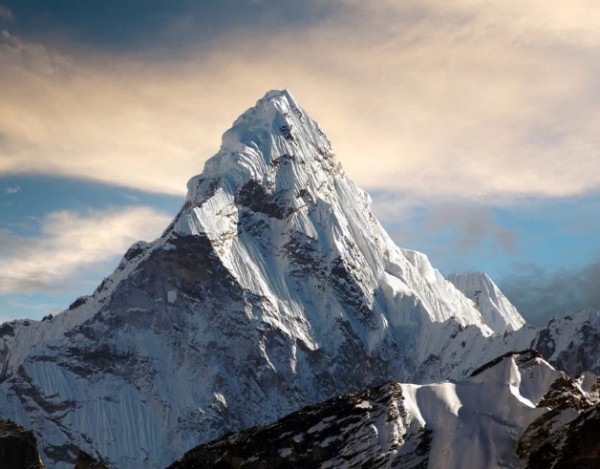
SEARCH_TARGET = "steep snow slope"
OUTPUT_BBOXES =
[408,352,561,468]
[170,352,599,469]
[447,272,526,333]
[0,90,498,468]
[174,89,489,338]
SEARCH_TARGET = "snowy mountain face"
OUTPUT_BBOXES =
[169,352,600,469]
[447,272,526,334]
[0,90,504,468]
[530,310,600,377]
[0,89,598,468]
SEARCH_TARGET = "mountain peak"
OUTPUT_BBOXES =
[447,271,526,333]
[176,90,346,243]
[225,89,305,146]
[170,90,489,341]
[0,89,506,467]
[230,89,301,127]
[185,89,335,206]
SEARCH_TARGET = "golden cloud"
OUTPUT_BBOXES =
[0,206,171,294]
[1,0,600,201]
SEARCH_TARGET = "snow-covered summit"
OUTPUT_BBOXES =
[173,90,490,338]
[188,89,333,200]
[447,271,526,334]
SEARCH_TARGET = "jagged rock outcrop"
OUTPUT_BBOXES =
[0,419,46,469]
[518,369,600,468]
[73,450,109,469]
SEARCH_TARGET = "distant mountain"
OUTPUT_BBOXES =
[531,310,600,377]
[0,90,599,468]
[446,275,600,382]
[168,352,600,469]
[447,272,526,333]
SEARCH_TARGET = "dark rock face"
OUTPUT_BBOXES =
[73,450,109,469]
[166,381,430,469]
[518,372,600,469]
[235,179,290,220]
[0,419,46,469]
[470,349,543,377]
[552,406,600,469]
[0,422,109,469]
[520,404,600,469]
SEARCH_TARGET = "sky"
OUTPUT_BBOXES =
[1,0,600,326]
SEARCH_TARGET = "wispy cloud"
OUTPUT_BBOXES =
[0,1,599,201]
[421,204,519,255]
[0,207,171,294]
[387,201,520,266]
[500,259,600,326]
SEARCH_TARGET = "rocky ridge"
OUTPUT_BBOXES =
[169,352,600,469]
[0,418,46,469]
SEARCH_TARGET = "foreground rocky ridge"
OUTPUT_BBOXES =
[0,418,110,469]
[169,352,600,469]
[167,381,431,469]
[0,419,46,469]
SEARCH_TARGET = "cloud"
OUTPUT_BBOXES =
[422,204,519,255]
[372,194,519,256]
[4,185,19,193]
[0,206,171,294]
[500,259,600,326]
[371,196,520,276]
[1,1,600,202]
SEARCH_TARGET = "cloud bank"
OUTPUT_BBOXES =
[0,206,171,294]
[0,1,599,201]
[500,259,600,326]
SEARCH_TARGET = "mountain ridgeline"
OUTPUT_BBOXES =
[0,90,599,468]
